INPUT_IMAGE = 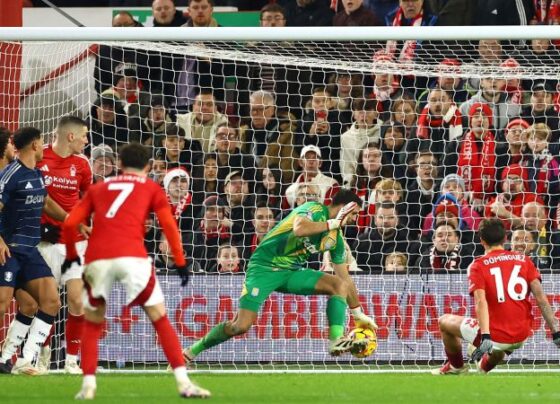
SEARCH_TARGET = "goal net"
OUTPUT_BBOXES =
[1,27,560,371]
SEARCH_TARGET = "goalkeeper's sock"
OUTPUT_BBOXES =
[445,348,464,369]
[66,312,84,356]
[190,322,231,356]
[326,295,347,341]
[22,311,54,363]
[0,311,33,363]
[152,315,185,370]
[81,320,104,376]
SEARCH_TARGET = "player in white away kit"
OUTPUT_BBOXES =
[63,143,209,399]
[0,116,92,375]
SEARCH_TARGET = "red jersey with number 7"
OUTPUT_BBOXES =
[468,249,541,343]
[64,173,184,266]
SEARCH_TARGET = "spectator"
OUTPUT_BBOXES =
[255,166,283,211]
[333,0,383,26]
[240,90,299,184]
[417,223,474,272]
[459,76,521,134]
[473,0,535,26]
[521,123,560,217]
[163,167,194,237]
[149,156,172,186]
[518,38,560,68]
[260,3,287,26]
[243,203,277,260]
[521,82,560,151]
[302,87,344,179]
[340,98,382,186]
[90,145,117,184]
[384,251,408,273]
[112,11,142,27]
[129,95,173,149]
[370,52,405,119]
[88,95,128,151]
[444,103,497,212]
[191,153,218,208]
[208,243,243,273]
[276,183,322,222]
[283,145,340,209]
[154,233,203,273]
[354,201,419,273]
[412,88,463,163]
[176,91,228,154]
[152,0,187,26]
[220,171,255,245]
[417,59,472,108]
[495,118,530,175]
[102,65,144,117]
[379,121,408,184]
[184,0,218,27]
[427,0,474,26]
[213,124,257,193]
[284,0,334,27]
[510,227,538,260]
[189,195,231,271]
[520,201,560,271]
[327,72,365,115]
[484,164,544,230]
[500,58,523,105]
[384,0,438,62]
[390,97,417,138]
[155,123,203,174]
[463,39,503,89]
[421,173,481,237]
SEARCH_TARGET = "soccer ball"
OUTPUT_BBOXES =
[349,327,377,358]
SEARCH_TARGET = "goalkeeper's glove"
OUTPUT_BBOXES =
[351,306,378,330]
[327,201,358,231]
[61,257,81,275]
[470,334,493,361]
[552,331,560,348]
[41,223,61,244]
[175,264,190,287]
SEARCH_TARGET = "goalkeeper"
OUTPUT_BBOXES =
[183,189,377,362]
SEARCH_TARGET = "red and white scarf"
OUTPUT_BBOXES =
[416,104,462,140]
[457,130,496,200]
[386,8,423,62]
[429,244,461,271]
[169,192,192,221]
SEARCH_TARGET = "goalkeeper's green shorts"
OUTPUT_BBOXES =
[238,265,325,312]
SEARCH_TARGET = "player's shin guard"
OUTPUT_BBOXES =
[65,313,84,359]
[0,311,33,363]
[22,311,55,363]
[152,315,185,369]
[445,348,464,369]
[326,295,347,340]
[80,320,104,376]
[190,322,231,356]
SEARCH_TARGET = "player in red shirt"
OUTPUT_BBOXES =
[432,218,560,375]
[62,143,209,399]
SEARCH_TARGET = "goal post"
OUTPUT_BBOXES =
[1,25,560,372]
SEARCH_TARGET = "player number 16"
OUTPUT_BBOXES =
[489,265,528,303]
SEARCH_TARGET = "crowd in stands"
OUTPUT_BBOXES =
[48,0,560,274]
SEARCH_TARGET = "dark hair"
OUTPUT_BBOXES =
[0,127,11,160]
[204,152,217,163]
[352,98,377,112]
[331,188,362,207]
[57,115,87,131]
[260,3,285,18]
[164,123,186,138]
[479,218,506,247]
[189,0,214,5]
[13,127,41,150]
[119,142,150,170]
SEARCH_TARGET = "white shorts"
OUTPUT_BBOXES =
[460,317,525,352]
[38,241,87,285]
[82,257,163,310]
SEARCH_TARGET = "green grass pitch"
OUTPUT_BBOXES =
[2,373,560,403]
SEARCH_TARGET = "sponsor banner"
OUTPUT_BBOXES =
[97,274,560,363]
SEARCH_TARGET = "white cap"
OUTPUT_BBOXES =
[300,145,322,158]
[163,168,190,193]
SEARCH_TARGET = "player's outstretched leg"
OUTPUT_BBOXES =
[185,309,257,365]
[431,314,468,375]
[144,303,210,399]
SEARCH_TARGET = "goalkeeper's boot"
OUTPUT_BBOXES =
[0,359,13,374]
[65,358,83,375]
[36,346,51,374]
[178,380,211,399]
[75,385,96,400]
[329,335,367,357]
[11,357,42,376]
[431,361,468,375]
[182,348,195,366]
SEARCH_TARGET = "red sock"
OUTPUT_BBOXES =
[152,315,185,369]
[42,325,54,348]
[480,353,497,372]
[445,349,464,369]
[66,313,84,356]
[80,320,103,376]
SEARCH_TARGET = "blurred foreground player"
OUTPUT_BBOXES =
[63,143,209,399]
[182,189,377,364]
[432,218,560,375]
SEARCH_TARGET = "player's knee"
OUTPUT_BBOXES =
[331,278,348,297]
[18,299,38,317]
[228,320,252,336]
[39,295,61,316]
[438,314,452,331]
[67,295,83,314]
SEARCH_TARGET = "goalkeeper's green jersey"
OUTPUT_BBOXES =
[248,202,347,271]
